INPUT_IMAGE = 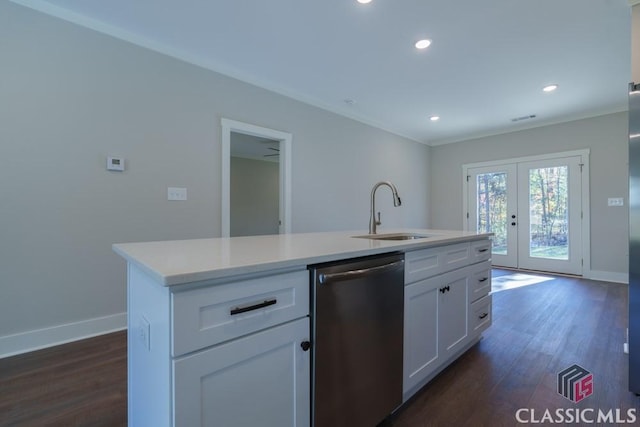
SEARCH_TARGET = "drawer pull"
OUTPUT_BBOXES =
[477,248,489,253]
[478,277,488,282]
[230,298,277,315]
[479,313,488,319]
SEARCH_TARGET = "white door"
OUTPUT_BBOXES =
[466,153,586,276]
[467,164,518,268]
[516,156,583,275]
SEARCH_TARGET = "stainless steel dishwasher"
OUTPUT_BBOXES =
[310,253,404,427]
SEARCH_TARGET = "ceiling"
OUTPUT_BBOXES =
[12,0,632,145]
[230,133,280,163]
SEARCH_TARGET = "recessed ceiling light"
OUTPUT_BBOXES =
[430,115,440,122]
[415,39,432,50]
[543,84,558,92]
[357,0,372,4]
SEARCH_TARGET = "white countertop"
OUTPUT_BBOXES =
[112,229,492,286]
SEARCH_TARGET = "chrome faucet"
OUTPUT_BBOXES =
[369,181,402,234]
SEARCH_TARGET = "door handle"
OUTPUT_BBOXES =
[511,222,516,226]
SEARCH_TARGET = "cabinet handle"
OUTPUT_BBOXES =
[479,313,488,319]
[478,277,488,282]
[230,298,277,315]
[478,248,489,253]
[445,285,450,292]
[300,341,311,352]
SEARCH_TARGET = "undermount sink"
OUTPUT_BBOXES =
[352,232,436,241]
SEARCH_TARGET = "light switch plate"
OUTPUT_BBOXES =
[608,197,624,207]
[168,187,187,201]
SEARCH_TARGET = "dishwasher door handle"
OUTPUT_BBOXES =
[318,259,405,284]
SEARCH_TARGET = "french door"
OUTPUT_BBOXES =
[465,152,587,276]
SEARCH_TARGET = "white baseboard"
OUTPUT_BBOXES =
[0,312,127,359]
[587,270,629,284]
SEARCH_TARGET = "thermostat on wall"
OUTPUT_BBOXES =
[107,156,125,171]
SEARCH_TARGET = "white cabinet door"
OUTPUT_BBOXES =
[403,267,472,396]
[439,268,470,359]
[403,276,440,394]
[173,317,310,427]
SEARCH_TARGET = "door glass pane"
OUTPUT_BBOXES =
[476,173,508,255]
[528,166,569,260]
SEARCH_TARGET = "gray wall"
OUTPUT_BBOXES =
[430,112,629,277]
[230,157,280,237]
[0,2,430,349]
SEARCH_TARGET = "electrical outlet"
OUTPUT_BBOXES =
[138,315,150,351]
[608,197,624,207]
[168,187,187,201]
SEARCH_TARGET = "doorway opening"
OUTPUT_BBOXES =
[463,150,590,276]
[221,119,292,237]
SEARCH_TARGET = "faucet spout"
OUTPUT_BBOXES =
[369,181,402,234]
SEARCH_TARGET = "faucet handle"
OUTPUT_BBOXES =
[376,212,382,226]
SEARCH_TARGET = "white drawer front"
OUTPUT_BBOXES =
[470,239,492,262]
[171,270,309,356]
[470,294,492,334]
[469,260,492,303]
[405,247,441,284]
[442,242,471,270]
[405,242,470,284]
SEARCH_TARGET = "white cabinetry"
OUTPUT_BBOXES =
[174,317,309,427]
[127,266,310,427]
[404,277,439,393]
[121,234,493,426]
[439,268,470,360]
[403,240,492,400]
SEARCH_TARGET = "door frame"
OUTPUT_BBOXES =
[462,149,591,276]
[221,118,292,237]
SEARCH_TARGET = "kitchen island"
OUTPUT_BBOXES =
[113,229,492,427]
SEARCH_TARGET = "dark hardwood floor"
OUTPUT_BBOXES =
[0,331,127,427]
[1,270,637,426]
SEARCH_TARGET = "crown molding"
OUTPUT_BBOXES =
[630,0,640,6]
